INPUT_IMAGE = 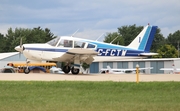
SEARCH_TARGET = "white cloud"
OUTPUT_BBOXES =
[74,28,117,41]
[0,0,180,40]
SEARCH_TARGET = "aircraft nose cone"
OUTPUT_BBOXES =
[15,46,23,52]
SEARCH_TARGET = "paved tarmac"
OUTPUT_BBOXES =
[0,73,180,82]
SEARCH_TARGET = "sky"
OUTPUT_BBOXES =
[0,0,180,41]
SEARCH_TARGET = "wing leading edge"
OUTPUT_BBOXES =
[52,48,99,64]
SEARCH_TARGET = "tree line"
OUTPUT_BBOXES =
[0,25,180,58]
[0,27,57,52]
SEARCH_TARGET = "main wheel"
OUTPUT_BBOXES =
[24,67,30,74]
[63,66,70,74]
[71,67,79,75]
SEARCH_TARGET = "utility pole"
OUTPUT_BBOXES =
[178,41,179,58]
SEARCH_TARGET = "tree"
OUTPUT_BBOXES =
[82,63,90,70]
[153,44,178,58]
[103,32,124,45]
[29,27,55,43]
[117,24,143,46]
[166,30,180,49]
[4,27,18,52]
[151,28,166,52]
[2,27,57,52]
[0,33,6,53]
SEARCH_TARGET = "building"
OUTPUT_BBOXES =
[90,58,180,74]
[0,52,26,68]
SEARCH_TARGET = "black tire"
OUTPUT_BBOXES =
[71,67,79,75]
[24,67,30,74]
[63,66,70,74]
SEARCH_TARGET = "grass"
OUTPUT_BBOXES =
[0,81,180,111]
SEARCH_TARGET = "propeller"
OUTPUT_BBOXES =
[19,37,23,58]
[14,37,25,58]
[20,37,22,48]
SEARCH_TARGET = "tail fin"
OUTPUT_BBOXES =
[127,24,158,52]
[107,65,113,73]
[172,64,176,73]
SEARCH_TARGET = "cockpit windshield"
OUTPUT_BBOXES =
[46,37,61,46]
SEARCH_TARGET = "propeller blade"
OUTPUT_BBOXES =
[20,37,22,48]
[19,37,23,59]
[19,52,21,58]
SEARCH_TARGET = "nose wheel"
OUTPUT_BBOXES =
[24,59,30,74]
[24,67,30,74]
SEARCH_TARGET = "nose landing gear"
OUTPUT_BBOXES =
[24,59,30,74]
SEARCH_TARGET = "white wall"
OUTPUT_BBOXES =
[163,61,174,74]
[144,62,150,74]
[174,60,180,68]
[0,61,25,69]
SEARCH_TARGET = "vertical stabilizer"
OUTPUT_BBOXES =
[127,25,157,52]
[107,65,113,73]
[172,64,176,73]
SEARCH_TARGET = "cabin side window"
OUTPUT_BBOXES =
[87,43,96,48]
[58,39,73,48]
[74,41,86,48]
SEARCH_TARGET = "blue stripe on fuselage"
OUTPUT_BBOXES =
[96,48,143,56]
[88,41,131,50]
[25,47,68,52]
[25,47,143,57]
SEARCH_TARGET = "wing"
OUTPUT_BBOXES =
[139,53,158,56]
[160,68,180,71]
[139,67,153,70]
[160,68,174,71]
[52,48,98,64]
[112,67,153,71]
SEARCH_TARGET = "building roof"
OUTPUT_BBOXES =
[106,58,180,62]
[0,52,19,60]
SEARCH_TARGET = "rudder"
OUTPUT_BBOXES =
[143,26,158,51]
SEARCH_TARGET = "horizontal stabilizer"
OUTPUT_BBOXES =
[139,53,158,56]
[160,68,180,71]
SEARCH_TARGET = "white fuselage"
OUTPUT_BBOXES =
[21,44,146,62]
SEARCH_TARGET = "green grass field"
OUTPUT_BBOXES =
[0,81,180,111]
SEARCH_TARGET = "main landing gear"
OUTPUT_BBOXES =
[62,66,80,75]
[62,66,71,74]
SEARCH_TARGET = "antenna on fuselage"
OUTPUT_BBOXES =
[71,29,79,37]
[96,33,104,41]
[117,41,119,45]
[110,36,118,44]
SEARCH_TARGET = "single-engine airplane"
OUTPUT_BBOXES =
[100,65,153,74]
[160,64,180,74]
[15,24,158,74]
